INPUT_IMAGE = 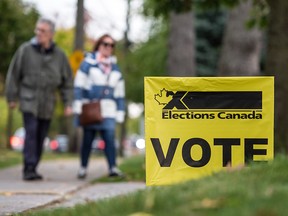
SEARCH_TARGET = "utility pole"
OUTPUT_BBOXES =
[67,0,85,153]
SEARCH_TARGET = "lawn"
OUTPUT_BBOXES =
[0,97,23,149]
[93,153,146,183]
[0,96,66,149]
[23,154,288,216]
[0,149,81,169]
[0,149,22,169]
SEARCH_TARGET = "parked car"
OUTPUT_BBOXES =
[91,137,122,153]
[122,134,145,156]
[128,134,145,150]
[9,127,25,151]
[91,138,105,153]
[49,134,69,153]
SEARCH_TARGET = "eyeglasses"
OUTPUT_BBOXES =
[101,42,115,48]
[34,28,50,34]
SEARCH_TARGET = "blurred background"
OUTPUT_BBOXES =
[0,0,287,156]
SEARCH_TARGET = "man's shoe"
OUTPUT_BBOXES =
[34,172,43,180]
[23,170,42,181]
[77,167,87,179]
[109,167,125,178]
[23,171,36,181]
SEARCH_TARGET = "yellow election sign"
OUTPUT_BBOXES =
[145,77,274,186]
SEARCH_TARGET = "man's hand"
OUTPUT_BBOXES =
[8,102,17,109]
[64,106,73,116]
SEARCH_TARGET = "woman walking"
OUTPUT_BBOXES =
[73,34,126,179]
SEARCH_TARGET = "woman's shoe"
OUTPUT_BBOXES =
[77,167,87,179]
[109,167,125,177]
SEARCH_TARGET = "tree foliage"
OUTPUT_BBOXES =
[0,0,39,79]
[122,2,226,101]
[143,0,268,29]
[54,29,75,57]
[143,0,193,18]
[143,0,197,77]
[198,0,269,29]
[195,9,226,76]
[117,26,167,103]
[119,9,226,101]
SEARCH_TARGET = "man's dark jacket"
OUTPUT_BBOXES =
[5,39,73,119]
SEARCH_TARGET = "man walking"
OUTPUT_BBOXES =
[5,17,73,181]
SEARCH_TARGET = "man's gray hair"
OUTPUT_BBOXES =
[37,17,56,33]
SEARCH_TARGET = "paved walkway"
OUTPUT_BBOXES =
[0,158,146,215]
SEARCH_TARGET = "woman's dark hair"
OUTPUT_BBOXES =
[93,34,115,52]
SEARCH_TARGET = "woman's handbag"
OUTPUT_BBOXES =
[79,70,111,126]
[79,101,103,126]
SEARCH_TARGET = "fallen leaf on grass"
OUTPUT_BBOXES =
[129,212,153,216]
[201,198,221,208]
[225,162,245,172]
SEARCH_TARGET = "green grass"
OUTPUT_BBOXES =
[22,154,288,216]
[0,149,22,169]
[0,149,80,169]
[93,154,145,183]
[0,97,23,148]
[0,149,142,173]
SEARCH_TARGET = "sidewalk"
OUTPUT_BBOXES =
[0,158,146,215]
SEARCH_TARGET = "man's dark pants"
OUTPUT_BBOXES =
[23,112,51,172]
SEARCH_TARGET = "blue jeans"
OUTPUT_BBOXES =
[80,128,116,171]
[23,112,51,171]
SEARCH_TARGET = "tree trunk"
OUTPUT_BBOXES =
[218,0,262,76]
[118,0,132,157]
[124,0,131,50]
[74,0,84,51]
[167,11,196,77]
[265,0,288,152]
